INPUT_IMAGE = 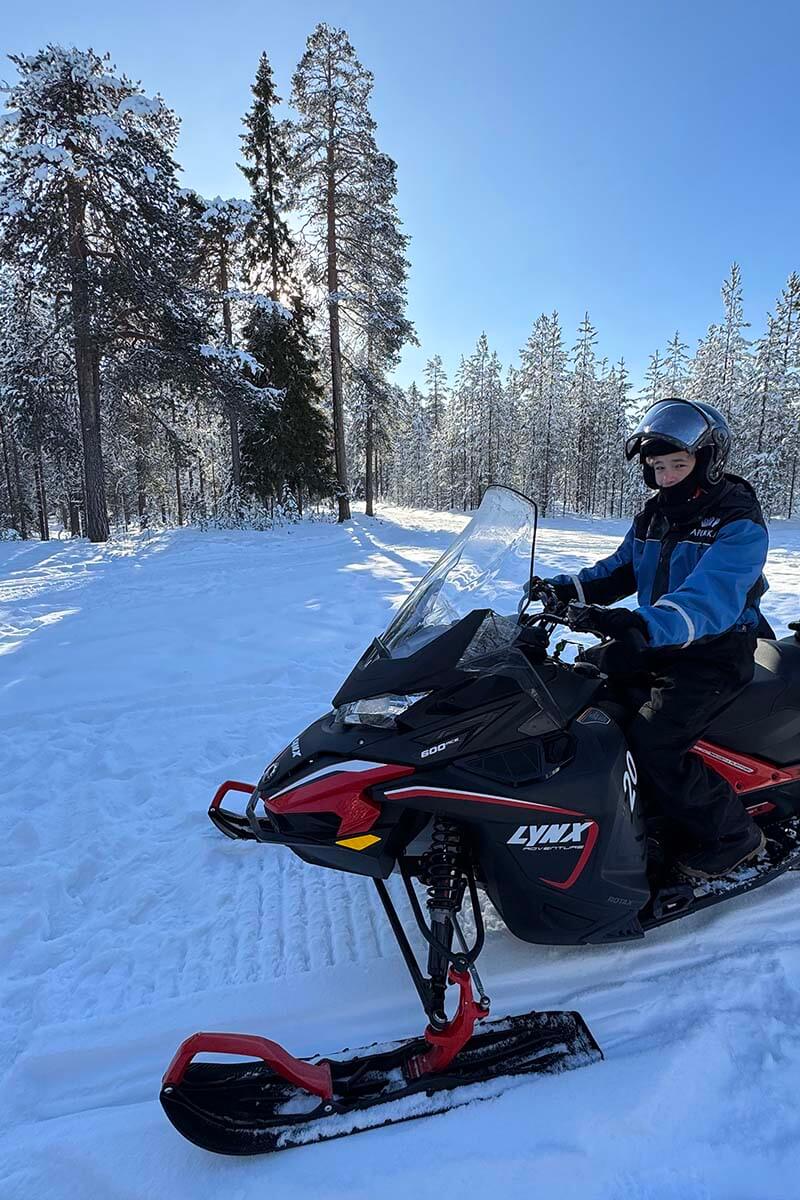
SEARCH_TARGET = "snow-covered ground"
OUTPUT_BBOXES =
[3,505,800,1199]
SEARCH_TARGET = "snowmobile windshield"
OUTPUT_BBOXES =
[380,486,536,661]
[625,400,711,460]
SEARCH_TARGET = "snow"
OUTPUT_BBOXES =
[16,143,74,167]
[0,197,25,217]
[199,341,260,373]
[2,506,800,1198]
[117,94,162,118]
[87,113,127,145]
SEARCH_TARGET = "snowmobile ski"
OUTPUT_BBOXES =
[160,1006,601,1156]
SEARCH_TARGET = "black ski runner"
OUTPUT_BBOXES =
[160,1009,601,1156]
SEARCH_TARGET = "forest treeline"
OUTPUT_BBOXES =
[1,33,798,541]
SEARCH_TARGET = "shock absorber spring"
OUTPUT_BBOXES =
[423,816,467,913]
[421,816,468,1027]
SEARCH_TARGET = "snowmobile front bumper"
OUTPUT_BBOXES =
[208,779,341,849]
[160,1004,602,1156]
[209,780,267,841]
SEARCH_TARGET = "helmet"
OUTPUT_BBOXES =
[625,397,732,485]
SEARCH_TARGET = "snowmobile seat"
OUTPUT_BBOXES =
[705,637,800,766]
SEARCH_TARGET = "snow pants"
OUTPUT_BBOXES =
[624,630,757,848]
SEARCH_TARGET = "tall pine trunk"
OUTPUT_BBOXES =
[33,445,49,541]
[365,406,374,516]
[325,102,351,522]
[219,245,241,491]
[10,430,28,539]
[0,410,20,534]
[67,180,109,542]
[135,404,149,529]
[171,398,184,525]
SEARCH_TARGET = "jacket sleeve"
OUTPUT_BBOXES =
[637,518,769,648]
[550,525,637,605]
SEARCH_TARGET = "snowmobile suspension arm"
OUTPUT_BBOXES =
[373,878,433,1018]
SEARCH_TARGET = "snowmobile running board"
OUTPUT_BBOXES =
[160,1006,602,1156]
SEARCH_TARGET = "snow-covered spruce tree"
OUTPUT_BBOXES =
[772,273,800,517]
[688,263,751,426]
[518,311,567,516]
[567,313,599,513]
[290,24,381,522]
[663,331,690,395]
[744,313,789,517]
[423,355,449,508]
[240,295,332,514]
[345,145,415,516]
[391,381,428,505]
[740,272,800,518]
[240,52,294,302]
[643,348,665,404]
[0,47,203,539]
[238,50,332,515]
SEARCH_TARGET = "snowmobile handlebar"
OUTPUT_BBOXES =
[527,598,613,642]
[545,602,606,636]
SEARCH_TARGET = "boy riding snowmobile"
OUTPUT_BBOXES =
[161,468,800,1157]
[532,397,769,879]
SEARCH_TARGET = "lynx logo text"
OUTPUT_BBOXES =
[507,821,593,850]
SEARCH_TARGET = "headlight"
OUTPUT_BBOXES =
[335,692,429,728]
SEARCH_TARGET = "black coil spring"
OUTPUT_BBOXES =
[423,816,465,911]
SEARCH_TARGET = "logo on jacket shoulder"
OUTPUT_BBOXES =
[689,515,721,539]
[507,821,593,850]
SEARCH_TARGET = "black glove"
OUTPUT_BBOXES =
[523,576,578,605]
[582,638,642,677]
[568,604,648,642]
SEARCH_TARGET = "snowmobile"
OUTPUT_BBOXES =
[161,485,800,1155]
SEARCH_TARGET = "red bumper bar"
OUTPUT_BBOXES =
[162,1031,334,1100]
[210,780,256,811]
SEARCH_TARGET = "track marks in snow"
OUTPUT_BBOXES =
[5,511,800,1195]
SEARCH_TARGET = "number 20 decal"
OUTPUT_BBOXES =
[622,750,637,814]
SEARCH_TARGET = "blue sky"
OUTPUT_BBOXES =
[3,1,799,392]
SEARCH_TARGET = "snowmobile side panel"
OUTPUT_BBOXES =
[159,1009,602,1157]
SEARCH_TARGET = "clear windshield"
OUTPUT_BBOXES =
[382,486,537,659]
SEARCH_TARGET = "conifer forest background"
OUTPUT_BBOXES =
[1,30,798,543]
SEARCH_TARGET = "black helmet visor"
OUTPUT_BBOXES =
[625,401,710,460]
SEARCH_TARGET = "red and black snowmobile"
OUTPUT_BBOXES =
[161,485,800,1155]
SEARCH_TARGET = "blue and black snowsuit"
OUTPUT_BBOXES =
[552,474,770,847]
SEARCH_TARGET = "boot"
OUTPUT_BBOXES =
[676,823,766,881]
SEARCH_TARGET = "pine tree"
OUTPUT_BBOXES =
[181,192,253,492]
[0,46,244,540]
[290,24,380,522]
[346,146,415,515]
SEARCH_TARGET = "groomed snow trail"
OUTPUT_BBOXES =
[3,508,800,1199]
